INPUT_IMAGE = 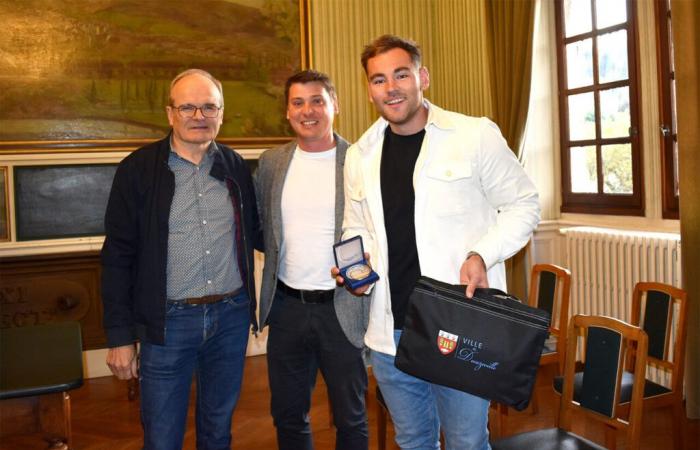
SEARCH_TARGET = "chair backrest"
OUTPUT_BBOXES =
[559,315,648,450]
[630,282,688,392]
[528,264,571,369]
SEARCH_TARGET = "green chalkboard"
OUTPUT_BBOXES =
[14,164,118,240]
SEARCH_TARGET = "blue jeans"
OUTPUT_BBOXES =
[139,291,251,450]
[370,330,491,450]
[266,289,368,450]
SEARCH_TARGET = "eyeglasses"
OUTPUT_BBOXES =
[171,104,223,118]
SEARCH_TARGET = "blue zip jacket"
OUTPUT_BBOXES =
[101,135,262,347]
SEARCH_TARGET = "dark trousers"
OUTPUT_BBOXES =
[266,289,368,450]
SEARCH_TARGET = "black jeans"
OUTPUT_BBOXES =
[266,289,368,450]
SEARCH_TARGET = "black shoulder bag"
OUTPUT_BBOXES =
[395,276,550,411]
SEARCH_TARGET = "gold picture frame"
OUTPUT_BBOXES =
[0,0,311,153]
[0,166,9,242]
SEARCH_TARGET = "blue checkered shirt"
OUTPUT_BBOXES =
[166,143,243,300]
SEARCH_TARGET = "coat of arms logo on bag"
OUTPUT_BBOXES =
[437,330,458,355]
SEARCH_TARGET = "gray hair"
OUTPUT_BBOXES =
[169,69,224,106]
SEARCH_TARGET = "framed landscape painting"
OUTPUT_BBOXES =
[0,0,310,149]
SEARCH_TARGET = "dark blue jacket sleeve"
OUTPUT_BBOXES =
[101,159,139,347]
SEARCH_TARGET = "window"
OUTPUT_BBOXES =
[555,0,643,215]
[655,0,679,219]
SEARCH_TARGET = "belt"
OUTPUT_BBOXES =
[276,280,334,304]
[175,287,243,305]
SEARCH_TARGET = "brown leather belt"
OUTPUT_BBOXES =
[276,280,334,304]
[177,287,243,305]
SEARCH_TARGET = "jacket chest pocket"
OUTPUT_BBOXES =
[424,163,474,216]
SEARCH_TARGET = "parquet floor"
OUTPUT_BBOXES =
[1,355,697,449]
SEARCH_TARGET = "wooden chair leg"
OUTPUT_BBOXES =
[553,391,561,427]
[488,402,506,439]
[127,378,139,401]
[671,402,685,450]
[377,399,387,450]
[604,424,617,450]
[529,387,540,414]
[498,402,508,437]
[328,396,334,428]
[39,392,71,449]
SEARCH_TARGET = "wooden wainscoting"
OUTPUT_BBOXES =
[0,251,105,349]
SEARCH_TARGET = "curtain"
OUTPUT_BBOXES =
[485,0,537,155]
[671,0,700,419]
[310,0,492,141]
[485,0,537,301]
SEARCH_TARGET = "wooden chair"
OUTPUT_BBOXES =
[0,322,84,449]
[493,263,571,435]
[529,264,572,377]
[628,282,688,450]
[492,314,648,450]
[553,282,688,449]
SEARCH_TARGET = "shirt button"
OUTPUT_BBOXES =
[446,170,452,177]
[207,280,212,284]
[202,220,207,225]
[205,250,211,255]
[198,193,203,197]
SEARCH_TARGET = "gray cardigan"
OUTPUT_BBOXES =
[254,134,369,348]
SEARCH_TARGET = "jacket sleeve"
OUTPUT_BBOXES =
[100,159,139,347]
[246,160,264,253]
[341,145,375,256]
[470,118,541,269]
[252,153,267,253]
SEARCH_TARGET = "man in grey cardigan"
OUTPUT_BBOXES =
[255,70,370,450]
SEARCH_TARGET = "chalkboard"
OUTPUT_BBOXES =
[14,164,118,241]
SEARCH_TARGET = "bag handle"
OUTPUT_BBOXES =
[472,287,523,304]
[416,277,523,304]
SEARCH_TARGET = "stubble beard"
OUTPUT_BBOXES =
[380,98,422,128]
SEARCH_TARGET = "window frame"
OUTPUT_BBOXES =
[655,0,679,220]
[555,0,644,215]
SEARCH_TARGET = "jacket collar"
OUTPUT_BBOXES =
[288,131,348,154]
[209,142,231,182]
[157,132,230,182]
[356,100,454,153]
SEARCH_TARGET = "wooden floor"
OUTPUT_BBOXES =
[1,355,698,449]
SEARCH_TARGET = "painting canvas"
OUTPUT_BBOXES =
[0,0,307,143]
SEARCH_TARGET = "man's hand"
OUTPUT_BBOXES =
[331,252,372,296]
[106,343,138,380]
[460,253,489,298]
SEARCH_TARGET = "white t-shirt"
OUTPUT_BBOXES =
[278,145,337,290]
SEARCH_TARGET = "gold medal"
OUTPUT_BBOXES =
[346,263,371,280]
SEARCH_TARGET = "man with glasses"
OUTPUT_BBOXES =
[101,69,261,450]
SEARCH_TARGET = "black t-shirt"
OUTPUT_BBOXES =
[380,126,426,330]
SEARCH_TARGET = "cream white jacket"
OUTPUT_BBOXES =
[342,101,540,355]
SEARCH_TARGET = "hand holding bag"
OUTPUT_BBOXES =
[395,276,550,411]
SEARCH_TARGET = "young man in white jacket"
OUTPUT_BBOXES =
[335,35,540,450]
